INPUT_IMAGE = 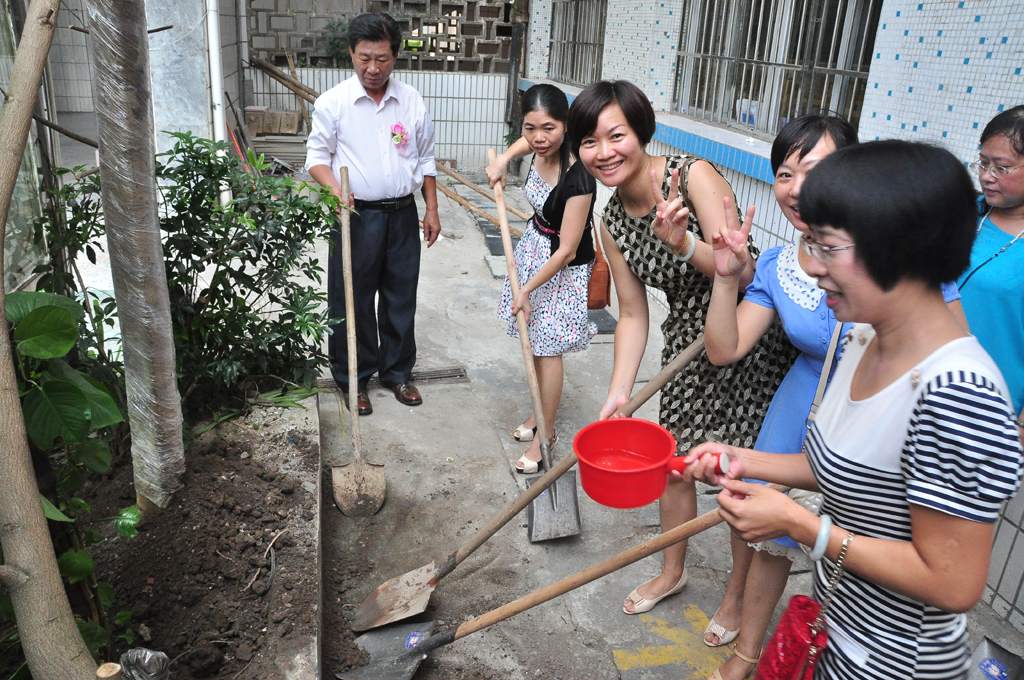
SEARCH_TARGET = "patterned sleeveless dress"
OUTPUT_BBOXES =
[602,155,798,450]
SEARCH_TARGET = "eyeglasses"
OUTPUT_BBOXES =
[801,235,856,262]
[968,160,1024,179]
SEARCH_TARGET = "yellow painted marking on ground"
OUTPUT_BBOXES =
[613,607,733,675]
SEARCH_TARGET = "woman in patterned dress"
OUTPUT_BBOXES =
[685,141,1023,680]
[488,84,597,473]
[565,80,797,615]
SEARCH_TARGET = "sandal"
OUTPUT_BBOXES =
[708,648,760,680]
[515,453,542,474]
[514,422,536,442]
[703,608,740,647]
[622,568,688,615]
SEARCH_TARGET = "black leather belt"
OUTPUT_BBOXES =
[354,194,414,212]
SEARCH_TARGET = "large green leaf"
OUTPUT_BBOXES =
[113,505,141,539]
[40,494,74,522]
[57,549,94,584]
[76,619,108,658]
[5,291,85,325]
[97,582,115,610]
[23,381,90,449]
[46,360,123,429]
[13,306,79,359]
[70,439,112,474]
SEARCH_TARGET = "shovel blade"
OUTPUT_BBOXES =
[527,470,581,542]
[337,621,435,680]
[333,461,386,517]
[351,562,436,632]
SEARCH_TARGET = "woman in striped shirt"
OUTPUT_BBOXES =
[684,140,1023,680]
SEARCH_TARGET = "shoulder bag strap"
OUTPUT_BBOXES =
[806,321,844,427]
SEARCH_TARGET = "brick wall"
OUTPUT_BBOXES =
[247,0,517,74]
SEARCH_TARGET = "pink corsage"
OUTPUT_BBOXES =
[391,122,412,157]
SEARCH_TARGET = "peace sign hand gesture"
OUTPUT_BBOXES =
[649,168,691,252]
[712,196,754,278]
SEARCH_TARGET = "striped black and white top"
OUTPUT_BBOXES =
[806,325,1023,680]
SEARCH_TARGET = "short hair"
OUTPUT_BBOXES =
[981,105,1024,157]
[566,81,656,159]
[799,140,977,291]
[347,13,402,57]
[770,115,859,175]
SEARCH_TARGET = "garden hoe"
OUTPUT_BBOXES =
[349,335,707,631]
[338,486,789,680]
[332,167,386,517]
[488,148,581,543]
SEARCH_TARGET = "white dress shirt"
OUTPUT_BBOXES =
[305,75,436,201]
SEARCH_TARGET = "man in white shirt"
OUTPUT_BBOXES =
[306,13,440,415]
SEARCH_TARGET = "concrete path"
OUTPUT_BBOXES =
[319,174,1024,679]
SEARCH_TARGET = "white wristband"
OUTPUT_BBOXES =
[809,514,833,562]
[674,231,697,262]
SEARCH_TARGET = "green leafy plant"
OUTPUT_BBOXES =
[323,18,352,67]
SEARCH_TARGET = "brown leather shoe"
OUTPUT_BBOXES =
[342,390,373,416]
[390,381,422,406]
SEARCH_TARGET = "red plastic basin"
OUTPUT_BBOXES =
[573,419,725,509]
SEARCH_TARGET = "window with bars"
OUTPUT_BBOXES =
[674,0,881,138]
[547,0,607,87]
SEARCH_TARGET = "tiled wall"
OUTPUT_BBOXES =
[525,0,551,79]
[599,0,681,112]
[858,0,1024,165]
[51,0,95,113]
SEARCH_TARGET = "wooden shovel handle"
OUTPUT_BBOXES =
[614,335,706,417]
[489,148,552,467]
[454,482,787,641]
[339,167,362,462]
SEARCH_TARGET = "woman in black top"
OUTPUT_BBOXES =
[488,84,598,474]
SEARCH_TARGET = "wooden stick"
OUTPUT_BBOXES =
[96,663,122,679]
[32,112,98,147]
[286,53,311,132]
[438,183,522,238]
[251,57,319,99]
[436,163,531,221]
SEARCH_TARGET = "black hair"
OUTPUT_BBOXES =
[522,84,572,185]
[566,80,656,159]
[799,140,977,291]
[347,13,403,57]
[979,105,1024,215]
[770,115,859,175]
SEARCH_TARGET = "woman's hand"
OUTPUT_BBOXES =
[486,154,509,189]
[511,288,532,322]
[599,390,631,420]
[649,168,691,251]
[716,479,806,543]
[712,197,754,278]
[679,441,745,484]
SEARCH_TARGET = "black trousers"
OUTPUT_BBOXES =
[328,203,420,392]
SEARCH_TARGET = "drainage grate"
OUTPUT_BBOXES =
[317,366,470,390]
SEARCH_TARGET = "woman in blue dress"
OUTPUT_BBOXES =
[698,117,965,680]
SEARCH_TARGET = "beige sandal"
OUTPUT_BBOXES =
[703,608,740,647]
[622,568,688,614]
[708,647,760,680]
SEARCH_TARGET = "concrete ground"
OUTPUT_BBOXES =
[318,172,1024,680]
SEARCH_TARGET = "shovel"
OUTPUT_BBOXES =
[486,148,580,543]
[331,167,386,517]
[338,485,784,680]
[350,335,707,630]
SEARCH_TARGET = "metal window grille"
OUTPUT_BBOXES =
[548,0,606,87]
[675,0,881,138]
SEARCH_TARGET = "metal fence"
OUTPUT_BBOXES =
[249,67,509,168]
[675,0,880,138]
[547,0,606,87]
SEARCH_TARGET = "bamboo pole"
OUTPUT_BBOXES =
[438,183,522,238]
[436,163,531,220]
[286,53,311,132]
[251,56,319,97]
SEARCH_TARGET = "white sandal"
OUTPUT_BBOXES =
[703,609,740,647]
[514,422,536,442]
[622,568,688,615]
[515,453,542,474]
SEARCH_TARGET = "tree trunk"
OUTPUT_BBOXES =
[0,2,98,678]
[84,0,185,510]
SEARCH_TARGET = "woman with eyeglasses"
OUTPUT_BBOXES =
[563,81,799,620]
[960,106,1024,441]
[685,140,1023,680]
[696,117,963,680]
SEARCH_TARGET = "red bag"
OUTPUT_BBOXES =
[755,595,827,680]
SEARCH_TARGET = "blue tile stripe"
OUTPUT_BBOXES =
[519,78,775,184]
